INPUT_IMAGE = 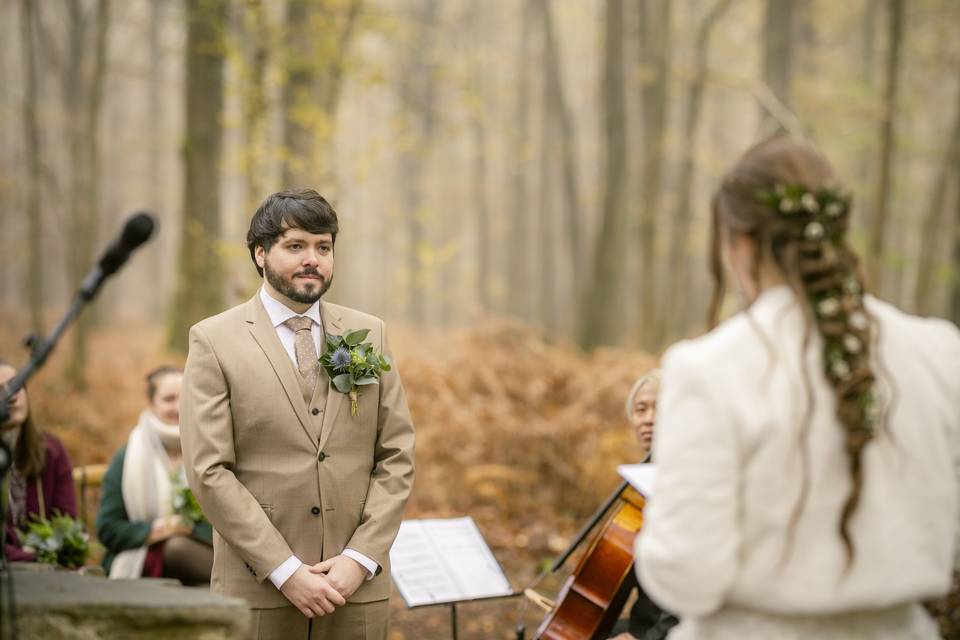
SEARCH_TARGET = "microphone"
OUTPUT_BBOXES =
[79,212,156,300]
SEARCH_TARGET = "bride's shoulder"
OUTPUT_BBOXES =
[866,296,960,348]
[661,311,758,376]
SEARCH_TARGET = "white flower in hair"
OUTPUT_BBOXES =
[842,333,862,354]
[849,310,868,331]
[831,359,851,380]
[801,193,820,213]
[779,198,799,214]
[824,201,845,218]
[817,297,841,317]
[844,278,862,296]
[804,221,825,240]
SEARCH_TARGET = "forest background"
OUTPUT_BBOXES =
[1,0,958,637]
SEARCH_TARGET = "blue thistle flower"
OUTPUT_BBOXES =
[330,346,352,372]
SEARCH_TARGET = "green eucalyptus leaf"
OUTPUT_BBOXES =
[333,373,354,394]
[343,329,370,346]
[355,376,378,386]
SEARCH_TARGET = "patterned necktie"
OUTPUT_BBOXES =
[283,316,319,391]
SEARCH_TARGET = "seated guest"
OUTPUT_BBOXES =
[97,366,212,585]
[1,359,78,561]
[636,136,960,638]
[626,369,661,462]
[611,370,678,640]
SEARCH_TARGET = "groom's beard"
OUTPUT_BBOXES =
[264,262,333,304]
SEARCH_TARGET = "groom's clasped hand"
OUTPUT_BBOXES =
[279,554,367,618]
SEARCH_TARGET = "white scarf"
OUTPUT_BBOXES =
[108,410,179,579]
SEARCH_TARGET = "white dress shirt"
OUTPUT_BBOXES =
[636,286,960,625]
[259,287,379,589]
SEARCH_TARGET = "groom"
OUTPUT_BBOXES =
[180,189,415,639]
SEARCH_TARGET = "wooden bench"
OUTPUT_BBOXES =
[72,463,107,532]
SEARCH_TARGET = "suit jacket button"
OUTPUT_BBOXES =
[311,506,321,516]
[312,408,320,416]
[318,452,326,461]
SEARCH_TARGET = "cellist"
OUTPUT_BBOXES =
[609,370,678,640]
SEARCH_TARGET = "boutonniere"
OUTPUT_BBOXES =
[319,328,392,416]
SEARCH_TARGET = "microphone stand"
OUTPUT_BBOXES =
[0,211,155,640]
[0,289,101,640]
[0,430,14,640]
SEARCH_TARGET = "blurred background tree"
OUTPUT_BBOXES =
[1,0,957,354]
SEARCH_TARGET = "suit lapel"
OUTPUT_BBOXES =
[244,296,316,447]
[318,301,344,451]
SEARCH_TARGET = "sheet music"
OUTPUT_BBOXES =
[389,516,512,607]
[617,463,657,498]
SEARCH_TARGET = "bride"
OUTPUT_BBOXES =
[635,136,960,639]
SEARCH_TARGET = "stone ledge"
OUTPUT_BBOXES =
[7,564,250,639]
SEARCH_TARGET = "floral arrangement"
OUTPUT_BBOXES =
[758,183,878,434]
[171,471,206,527]
[757,182,851,245]
[19,512,95,569]
[319,328,392,416]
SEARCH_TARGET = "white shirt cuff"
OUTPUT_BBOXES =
[342,548,379,580]
[268,555,303,590]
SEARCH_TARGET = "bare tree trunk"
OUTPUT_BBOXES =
[148,0,165,315]
[636,0,671,350]
[65,0,85,318]
[794,0,816,76]
[239,0,269,209]
[398,0,438,326]
[536,0,582,328]
[66,0,110,388]
[867,0,904,294]
[951,188,960,326]
[579,0,628,350]
[282,0,362,191]
[536,32,555,333]
[461,0,491,314]
[282,0,312,188]
[661,0,732,342]
[472,117,490,311]
[760,0,796,135]
[18,0,43,335]
[507,0,534,321]
[915,80,960,315]
[168,0,228,352]
[857,0,879,192]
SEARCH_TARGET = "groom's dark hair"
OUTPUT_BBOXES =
[247,188,340,276]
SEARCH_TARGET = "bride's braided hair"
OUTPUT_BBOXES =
[708,137,879,561]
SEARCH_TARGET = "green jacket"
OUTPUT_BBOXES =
[96,445,213,574]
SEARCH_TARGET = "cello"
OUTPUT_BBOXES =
[528,482,646,640]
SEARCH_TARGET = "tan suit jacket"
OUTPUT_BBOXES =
[180,294,415,608]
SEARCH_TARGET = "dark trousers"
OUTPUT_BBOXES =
[608,583,678,640]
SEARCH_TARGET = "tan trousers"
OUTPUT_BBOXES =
[249,600,389,640]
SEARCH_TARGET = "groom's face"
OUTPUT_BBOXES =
[256,227,334,305]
